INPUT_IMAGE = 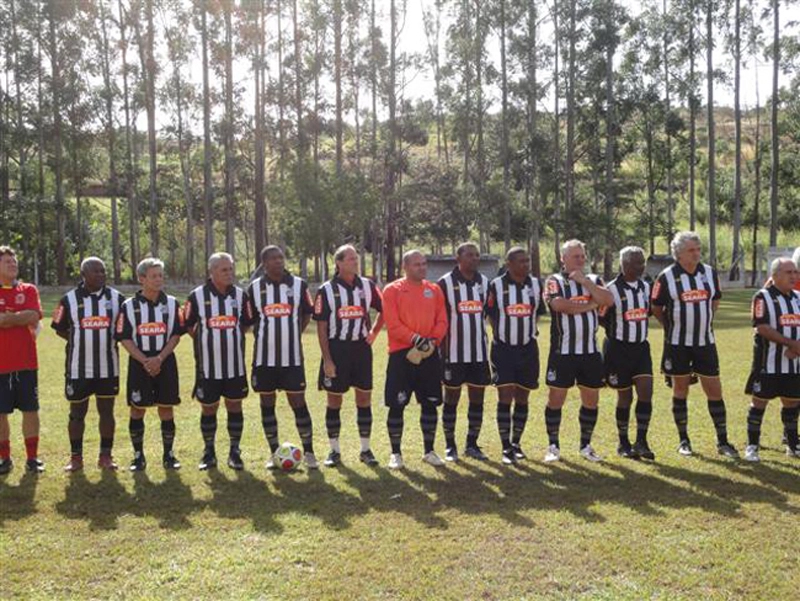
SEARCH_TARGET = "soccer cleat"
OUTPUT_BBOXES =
[464,445,488,461]
[97,454,118,471]
[64,455,84,473]
[266,454,278,470]
[579,445,602,463]
[786,445,800,458]
[717,443,740,460]
[677,440,693,457]
[617,442,637,459]
[743,444,760,463]
[445,446,459,463]
[388,453,404,470]
[198,451,217,471]
[25,458,45,473]
[227,449,244,470]
[632,441,656,461]
[163,451,181,470]
[511,444,527,461]
[543,444,561,463]
[501,448,517,465]
[324,450,342,467]
[422,451,445,467]
[359,449,379,466]
[0,457,13,475]
[130,452,147,472]
[304,452,319,470]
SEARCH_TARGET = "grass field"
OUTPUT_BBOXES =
[1,289,798,600]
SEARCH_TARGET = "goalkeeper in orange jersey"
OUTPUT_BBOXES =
[382,250,448,469]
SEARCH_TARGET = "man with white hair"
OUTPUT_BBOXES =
[743,257,800,461]
[543,239,614,462]
[116,258,186,471]
[651,231,739,458]
[184,252,250,471]
[382,250,448,469]
[602,247,655,460]
[52,257,125,472]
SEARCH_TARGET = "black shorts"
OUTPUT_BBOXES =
[319,340,373,394]
[0,370,39,414]
[66,377,119,402]
[443,362,491,389]
[603,339,653,390]
[662,344,720,378]
[127,355,180,408]
[384,349,443,408]
[252,365,306,394]
[490,342,540,390]
[545,352,605,389]
[193,375,248,404]
[745,373,800,401]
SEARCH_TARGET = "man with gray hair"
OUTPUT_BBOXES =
[651,231,738,458]
[184,252,250,471]
[116,258,186,471]
[543,239,614,463]
[52,257,125,472]
[743,257,800,462]
[601,246,655,460]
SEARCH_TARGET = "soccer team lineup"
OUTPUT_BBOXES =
[1,232,800,477]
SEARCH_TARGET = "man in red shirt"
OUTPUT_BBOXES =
[382,250,448,469]
[0,246,44,474]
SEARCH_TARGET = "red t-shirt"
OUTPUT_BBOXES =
[0,282,42,373]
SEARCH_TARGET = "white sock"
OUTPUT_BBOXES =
[329,438,340,453]
[360,437,370,453]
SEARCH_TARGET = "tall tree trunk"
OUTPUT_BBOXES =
[553,0,561,263]
[731,0,742,279]
[706,0,717,267]
[475,0,487,253]
[201,1,214,261]
[254,0,268,256]
[769,0,779,246]
[36,4,47,280]
[385,0,398,281]
[499,0,511,252]
[688,0,697,231]
[119,0,139,281]
[10,0,26,219]
[528,0,540,276]
[224,0,235,255]
[565,0,576,212]
[48,6,67,284]
[334,0,343,175]
[663,0,674,243]
[752,79,762,287]
[137,0,159,256]
[292,0,305,159]
[277,0,286,182]
[461,0,472,188]
[99,5,121,284]
[603,5,616,279]
[69,97,84,263]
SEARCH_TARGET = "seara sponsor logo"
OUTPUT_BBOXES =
[505,303,532,317]
[80,316,112,330]
[457,300,483,314]
[570,295,592,304]
[624,308,649,322]
[680,289,710,303]
[337,305,365,320]
[208,315,238,330]
[779,314,800,327]
[263,303,292,318]
[137,322,167,336]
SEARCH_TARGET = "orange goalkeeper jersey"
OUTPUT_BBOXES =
[382,278,448,353]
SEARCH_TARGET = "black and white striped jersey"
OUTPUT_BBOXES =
[652,262,721,347]
[183,281,249,380]
[751,285,800,375]
[115,291,185,356]
[246,272,314,368]
[313,275,382,342]
[604,275,651,343]
[545,272,604,355]
[51,284,125,379]
[487,272,545,347]
[438,267,490,363]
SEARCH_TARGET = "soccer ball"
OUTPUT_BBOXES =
[274,442,303,472]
